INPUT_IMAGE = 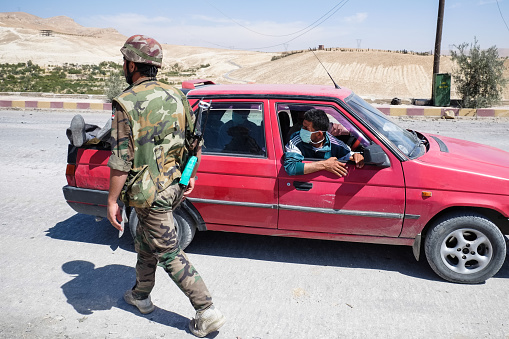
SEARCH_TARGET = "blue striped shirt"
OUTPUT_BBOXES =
[284,131,352,176]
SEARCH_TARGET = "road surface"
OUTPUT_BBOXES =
[0,110,508,339]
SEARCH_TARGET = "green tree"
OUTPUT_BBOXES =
[451,37,508,108]
[104,74,126,101]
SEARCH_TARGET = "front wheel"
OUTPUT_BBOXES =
[424,212,507,284]
[128,207,196,250]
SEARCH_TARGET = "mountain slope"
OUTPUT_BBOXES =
[1,12,507,100]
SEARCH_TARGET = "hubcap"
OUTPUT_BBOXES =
[440,228,492,274]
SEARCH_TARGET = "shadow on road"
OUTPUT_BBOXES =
[46,214,135,252]
[50,214,509,283]
[61,260,190,332]
[186,230,509,283]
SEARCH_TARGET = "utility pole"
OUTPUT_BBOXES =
[432,0,446,105]
[433,0,445,75]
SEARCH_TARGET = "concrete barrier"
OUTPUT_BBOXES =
[375,105,509,117]
[0,99,112,111]
[0,96,508,117]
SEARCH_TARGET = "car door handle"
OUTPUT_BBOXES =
[293,181,313,191]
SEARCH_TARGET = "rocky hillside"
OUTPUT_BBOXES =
[1,12,507,101]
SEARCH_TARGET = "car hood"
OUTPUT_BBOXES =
[406,133,509,195]
[428,134,509,168]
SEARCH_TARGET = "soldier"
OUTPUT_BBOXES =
[106,34,226,337]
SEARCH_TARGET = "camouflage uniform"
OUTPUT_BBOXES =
[108,78,212,311]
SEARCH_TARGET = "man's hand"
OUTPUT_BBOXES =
[183,177,196,197]
[328,123,350,136]
[107,169,128,231]
[321,157,349,177]
[351,153,365,168]
[107,202,123,231]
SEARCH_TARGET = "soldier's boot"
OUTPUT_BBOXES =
[189,305,226,338]
[70,114,86,147]
[123,290,155,314]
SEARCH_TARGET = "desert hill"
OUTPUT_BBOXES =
[1,12,507,101]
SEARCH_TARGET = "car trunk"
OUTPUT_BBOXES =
[66,144,111,191]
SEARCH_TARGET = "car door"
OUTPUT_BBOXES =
[186,99,279,230]
[274,101,406,237]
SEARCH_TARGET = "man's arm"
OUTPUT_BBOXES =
[284,151,348,177]
[303,157,348,177]
[106,104,134,230]
[107,169,128,230]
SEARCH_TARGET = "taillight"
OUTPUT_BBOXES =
[66,164,76,186]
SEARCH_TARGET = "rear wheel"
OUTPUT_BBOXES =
[424,212,506,283]
[128,207,196,250]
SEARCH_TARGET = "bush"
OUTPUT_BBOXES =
[104,74,126,101]
[451,37,508,108]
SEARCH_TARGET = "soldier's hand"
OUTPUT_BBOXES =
[107,202,123,231]
[322,157,348,177]
[183,177,196,197]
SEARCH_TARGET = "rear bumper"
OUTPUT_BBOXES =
[62,185,109,218]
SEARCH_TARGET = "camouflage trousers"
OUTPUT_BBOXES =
[131,185,213,311]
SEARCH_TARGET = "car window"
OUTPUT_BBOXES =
[277,103,371,156]
[345,94,424,158]
[201,102,266,157]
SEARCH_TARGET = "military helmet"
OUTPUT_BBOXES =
[121,35,163,68]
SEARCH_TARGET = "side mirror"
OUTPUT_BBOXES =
[363,144,390,167]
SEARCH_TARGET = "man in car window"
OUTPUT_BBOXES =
[284,109,364,177]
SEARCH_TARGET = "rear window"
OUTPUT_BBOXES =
[201,102,266,157]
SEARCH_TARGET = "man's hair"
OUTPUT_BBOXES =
[135,62,159,78]
[304,109,329,131]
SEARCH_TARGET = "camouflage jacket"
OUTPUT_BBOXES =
[108,78,193,209]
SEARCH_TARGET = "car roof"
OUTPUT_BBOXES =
[186,83,353,101]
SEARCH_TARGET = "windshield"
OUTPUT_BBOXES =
[345,94,424,159]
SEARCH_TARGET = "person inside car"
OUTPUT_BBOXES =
[286,108,350,144]
[284,108,364,177]
[219,110,264,153]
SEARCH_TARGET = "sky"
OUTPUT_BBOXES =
[3,0,509,53]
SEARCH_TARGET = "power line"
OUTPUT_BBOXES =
[202,0,351,51]
[204,0,349,38]
[496,0,509,33]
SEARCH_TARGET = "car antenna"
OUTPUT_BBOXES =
[309,48,341,89]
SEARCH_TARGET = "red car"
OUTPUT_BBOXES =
[63,80,509,284]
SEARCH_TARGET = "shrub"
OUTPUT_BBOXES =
[451,37,508,108]
[104,74,126,101]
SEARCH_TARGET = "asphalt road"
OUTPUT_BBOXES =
[0,110,508,339]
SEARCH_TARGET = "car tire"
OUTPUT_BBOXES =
[173,207,197,250]
[424,212,506,284]
[128,207,197,250]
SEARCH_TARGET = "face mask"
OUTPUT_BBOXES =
[299,128,322,144]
